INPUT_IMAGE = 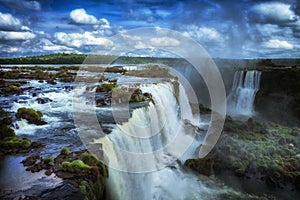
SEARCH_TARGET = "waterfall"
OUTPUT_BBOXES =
[227,70,261,116]
[94,82,211,200]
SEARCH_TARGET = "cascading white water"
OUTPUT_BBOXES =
[93,82,219,200]
[227,70,261,116]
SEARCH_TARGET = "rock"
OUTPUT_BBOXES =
[36,97,52,104]
[185,157,214,176]
[22,153,41,166]
[16,107,47,125]
[40,182,85,200]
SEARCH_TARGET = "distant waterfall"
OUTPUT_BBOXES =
[95,82,208,200]
[228,70,261,116]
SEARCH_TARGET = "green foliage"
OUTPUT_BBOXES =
[232,160,249,176]
[125,64,173,78]
[16,107,44,124]
[0,53,87,64]
[81,153,100,166]
[0,137,31,149]
[0,125,15,139]
[111,87,130,101]
[60,147,71,155]
[62,160,92,173]
[44,157,53,164]
[96,83,116,92]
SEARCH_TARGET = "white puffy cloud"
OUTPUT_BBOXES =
[264,39,294,49]
[150,37,180,47]
[70,8,98,25]
[55,31,113,48]
[0,12,22,30]
[250,2,299,24]
[182,25,222,42]
[0,31,35,40]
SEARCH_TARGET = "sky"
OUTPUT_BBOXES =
[0,0,299,58]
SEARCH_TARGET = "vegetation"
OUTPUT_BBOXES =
[0,137,31,149]
[43,157,53,164]
[0,53,87,64]
[81,152,100,166]
[104,66,127,74]
[16,107,46,125]
[60,147,71,155]
[185,117,300,190]
[96,82,117,92]
[125,64,174,78]
[0,125,15,139]
[62,160,92,173]
[0,81,23,95]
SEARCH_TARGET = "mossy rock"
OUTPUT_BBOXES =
[81,153,100,166]
[0,125,16,139]
[185,157,214,176]
[62,160,92,174]
[60,147,71,155]
[16,107,46,125]
[96,83,116,93]
[232,160,249,176]
[0,136,31,149]
[104,66,127,74]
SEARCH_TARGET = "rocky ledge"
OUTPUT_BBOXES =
[185,116,300,192]
[21,147,108,200]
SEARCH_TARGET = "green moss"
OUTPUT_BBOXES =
[232,160,249,176]
[81,153,100,166]
[44,157,53,164]
[96,83,116,92]
[60,147,71,155]
[16,107,44,124]
[0,137,31,149]
[79,181,88,195]
[0,125,15,139]
[62,160,92,173]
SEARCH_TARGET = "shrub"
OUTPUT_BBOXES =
[16,107,44,124]
[0,125,16,139]
[81,153,100,166]
[0,137,31,149]
[62,160,92,173]
[96,83,116,92]
[60,147,71,155]
[44,157,53,164]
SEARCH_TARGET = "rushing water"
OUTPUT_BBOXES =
[227,70,261,116]
[94,82,216,200]
[1,67,271,199]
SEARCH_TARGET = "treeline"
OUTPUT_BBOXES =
[0,53,87,64]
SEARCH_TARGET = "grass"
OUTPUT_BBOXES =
[0,137,31,149]
[62,160,92,173]
[185,118,300,189]
[81,153,100,166]
[60,147,71,155]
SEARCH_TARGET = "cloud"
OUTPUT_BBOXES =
[249,2,299,25]
[182,25,222,42]
[55,31,113,48]
[0,12,30,31]
[0,31,35,40]
[0,0,41,11]
[150,37,180,47]
[264,39,294,49]
[70,8,98,25]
